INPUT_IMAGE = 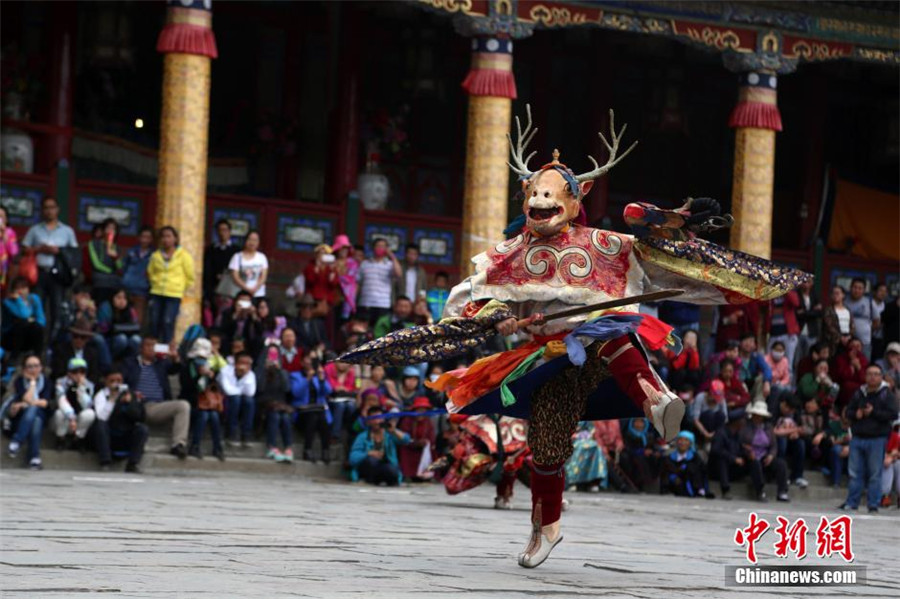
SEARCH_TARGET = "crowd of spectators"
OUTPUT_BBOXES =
[1,199,898,514]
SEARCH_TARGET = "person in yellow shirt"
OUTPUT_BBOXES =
[147,226,195,343]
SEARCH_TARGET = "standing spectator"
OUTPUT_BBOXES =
[147,226,195,344]
[278,328,305,373]
[397,396,436,480]
[394,243,427,304]
[50,318,103,385]
[291,294,329,356]
[373,295,415,339]
[87,218,123,306]
[715,305,750,351]
[218,351,257,447]
[709,408,747,500]
[841,365,898,513]
[121,225,155,328]
[357,238,401,325]
[97,289,142,361]
[740,400,790,502]
[769,290,801,369]
[257,346,294,463]
[773,396,808,488]
[324,357,357,442]
[51,358,96,451]
[332,234,359,322]
[203,219,239,320]
[21,196,78,339]
[823,285,853,355]
[93,370,149,473]
[426,271,451,322]
[4,354,54,469]
[764,340,792,393]
[871,283,889,360]
[882,294,900,346]
[348,406,411,486]
[846,278,874,360]
[1,277,46,359]
[881,418,900,508]
[834,337,869,407]
[182,339,225,461]
[121,337,190,458]
[0,205,20,291]
[290,356,333,463]
[228,230,268,300]
[794,280,822,371]
[304,244,339,318]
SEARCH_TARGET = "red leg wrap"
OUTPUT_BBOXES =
[496,471,516,500]
[530,461,565,526]
[596,335,662,411]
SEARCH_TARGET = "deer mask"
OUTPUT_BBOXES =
[507,105,638,237]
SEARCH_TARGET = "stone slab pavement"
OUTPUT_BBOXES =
[0,469,896,599]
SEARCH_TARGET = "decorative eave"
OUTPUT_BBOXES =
[417,0,900,65]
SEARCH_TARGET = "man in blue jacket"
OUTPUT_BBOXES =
[348,406,410,486]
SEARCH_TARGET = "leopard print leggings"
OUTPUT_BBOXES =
[528,347,612,465]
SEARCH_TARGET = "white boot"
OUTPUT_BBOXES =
[494,496,512,510]
[640,376,684,442]
[517,502,563,568]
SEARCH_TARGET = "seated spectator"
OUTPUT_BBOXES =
[740,400,789,502]
[737,333,772,398]
[218,351,257,447]
[122,337,189,459]
[764,340,792,391]
[51,358,96,451]
[50,318,104,385]
[876,341,900,399]
[881,418,900,509]
[834,337,868,407]
[324,356,357,442]
[716,305,751,351]
[426,271,450,323]
[564,421,610,492]
[716,358,750,409]
[182,339,225,461]
[824,407,851,488]
[705,339,740,381]
[593,419,630,492]
[227,338,246,365]
[709,408,747,500]
[619,418,660,492]
[278,328,304,373]
[663,431,711,498]
[798,359,839,409]
[222,291,263,359]
[61,288,113,375]
[801,396,828,469]
[348,406,411,486]
[3,354,54,469]
[290,357,333,463]
[358,364,395,408]
[257,346,294,463]
[692,379,727,445]
[397,397,436,481]
[373,295,415,339]
[256,299,286,346]
[395,366,422,409]
[773,396,808,488]
[337,316,372,354]
[411,297,434,326]
[1,277,46,360]
[207,330,227,374]
[93,369,149,473]
[291,294,329,357]
[97,289,142,361]
[841,365,898,513]
[667,329,701,391]
[795,341,830,381]
[660,300,700,337]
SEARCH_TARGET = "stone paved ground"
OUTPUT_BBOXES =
[1,469,896,599]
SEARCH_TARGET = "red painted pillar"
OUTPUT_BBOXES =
[326,5,361,204]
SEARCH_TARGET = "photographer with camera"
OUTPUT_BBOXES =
[51,358,96,451]
[290,355,333,464]
[93,369,149,473]
[348,406,411,486]
[222,290,264,359]
[183,339,226,461]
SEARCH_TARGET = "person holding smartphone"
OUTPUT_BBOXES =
[348,406,411,486]
[93,369,149,472]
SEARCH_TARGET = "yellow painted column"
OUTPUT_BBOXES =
[728,71,781,260]
[156,1,217,340]
[460,36,516,276]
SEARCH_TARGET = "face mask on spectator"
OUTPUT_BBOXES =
[374,247,387,258]
[771,351,784,361]
[429,373,440,383]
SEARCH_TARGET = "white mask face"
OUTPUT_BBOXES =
[428,373,440,383]
[772,351,785,362]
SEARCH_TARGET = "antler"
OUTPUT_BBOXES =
[507,104,538,178]
[574,109,639,183]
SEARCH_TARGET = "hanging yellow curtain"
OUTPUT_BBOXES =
[827,178,900,261]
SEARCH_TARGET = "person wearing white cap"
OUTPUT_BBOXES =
[738,400,789,502]
[876,341,900,400]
